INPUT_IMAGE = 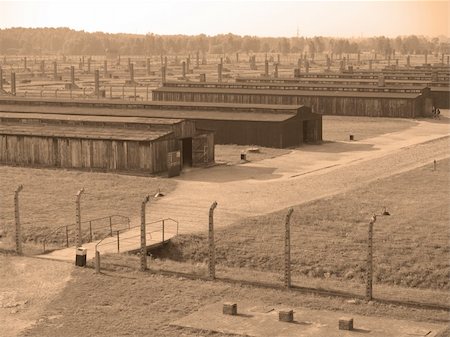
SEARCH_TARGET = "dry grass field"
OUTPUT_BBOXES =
[18,259,449,337]
[0,167,176,249]
[156,158,450,290]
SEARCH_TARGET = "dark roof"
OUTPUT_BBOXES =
[164,80,426,91]
[0,97,303,113]
[236,76,434,85]
[0,111,184,125]
[153,86,423,99]
[0,123,172,141]
[0,105,297,122]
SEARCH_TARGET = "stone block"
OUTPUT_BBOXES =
[279,310,294,322]
[339,317,353,330]
[223,303,237,315]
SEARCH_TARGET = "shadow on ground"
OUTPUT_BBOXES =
[177,165,282,182]
[299,141,377,154]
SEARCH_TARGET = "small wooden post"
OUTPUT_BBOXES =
[208,201,218,280]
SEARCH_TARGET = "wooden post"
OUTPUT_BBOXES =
[146,58,151,75]
[208,201,218,280]
[264,60,269,77]
[274,63,278,78]
[0,67,3,91]
[140,195,150,271]
[14,185,24,255]
[284,208,294,288]
[366,215,376,301]
[75,188,85,247]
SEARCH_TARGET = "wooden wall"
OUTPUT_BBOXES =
[153,90,422,118]
[0,134,179,174]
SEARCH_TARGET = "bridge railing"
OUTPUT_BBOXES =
[42,214,130,252]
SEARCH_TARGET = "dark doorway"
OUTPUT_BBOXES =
[302,121,309,143]
[182,138,193,167]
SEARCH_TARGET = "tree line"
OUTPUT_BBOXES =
[0,27,448,57]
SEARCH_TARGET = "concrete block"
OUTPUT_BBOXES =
[279,310,294,322]
[223,303,237,315]
[339,317,353,331]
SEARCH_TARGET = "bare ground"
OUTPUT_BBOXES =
[0,254,73,337]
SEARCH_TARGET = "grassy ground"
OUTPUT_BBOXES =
[19,257,449,337]
[155,158,450,290]
[322,116,418,141]
[0,166,176,247]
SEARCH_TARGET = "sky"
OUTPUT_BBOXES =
[0,0,448,38]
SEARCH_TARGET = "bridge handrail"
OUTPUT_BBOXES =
[95,218,178,253]
[42,214,130,252]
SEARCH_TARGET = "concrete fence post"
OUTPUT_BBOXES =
[10,72,16,96]
[130,63,134,83]
[53,61,58,80]
[208,201,218,280]
[94,70,100,97]
[161,66,166,83]
[284,208,294,288]
[366,215,376,301]
[95,250,101,273]
[182,61,186,78]
[217,63,222,83]
[75,188,85,247]
[140,195,150,271]
[103,60,107,78]
[14,185,24,255]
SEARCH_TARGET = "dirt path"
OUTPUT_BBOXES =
[146,116,450,233]
[0,255,73,337]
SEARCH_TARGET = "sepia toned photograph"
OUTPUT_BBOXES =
[0,0,449,336]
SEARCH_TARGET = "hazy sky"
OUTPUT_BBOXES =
[0,0,448,37]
